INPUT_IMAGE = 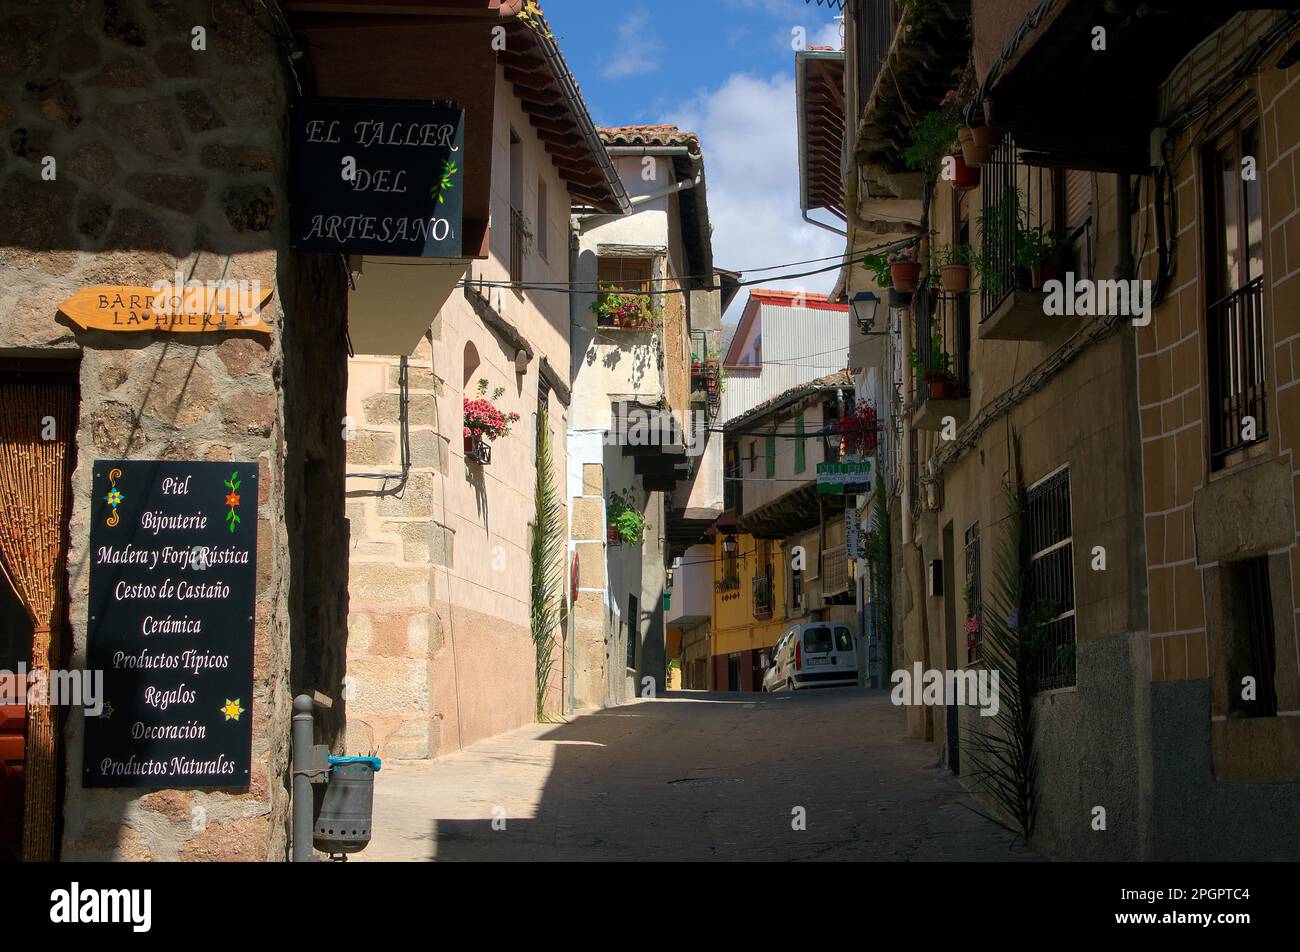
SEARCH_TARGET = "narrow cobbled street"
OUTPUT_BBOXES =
[360,689,1039,862]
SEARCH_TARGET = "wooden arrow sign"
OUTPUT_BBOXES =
[58,285,274,336]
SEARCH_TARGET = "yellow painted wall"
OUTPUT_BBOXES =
[710,531,788,655]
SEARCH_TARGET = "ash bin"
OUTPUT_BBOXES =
[312,755,381,857]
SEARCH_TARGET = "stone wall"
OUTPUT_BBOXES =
[0,0,349,859]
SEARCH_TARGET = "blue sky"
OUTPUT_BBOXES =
[541,0,847,320]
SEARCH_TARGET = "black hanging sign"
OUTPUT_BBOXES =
[84,461,257,788]
[289,96,465,257]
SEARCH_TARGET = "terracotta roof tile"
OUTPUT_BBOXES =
[598,124,701,153]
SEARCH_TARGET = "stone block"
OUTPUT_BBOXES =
[572,496,603,541]
[345,656,429,716]
[349,563,429,610]
[583,463,603,494]
[375,472,436,518]
[347,429,397,467]
[126,172,209,214]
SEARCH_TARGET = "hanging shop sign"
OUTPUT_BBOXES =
[846,507,861,560]
[84,461,257,788]
[816,458,874,495]
[289,97,465,257]
[58,285,273,335]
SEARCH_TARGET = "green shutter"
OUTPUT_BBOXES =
[794,416,805,473]
[765,433,776,478]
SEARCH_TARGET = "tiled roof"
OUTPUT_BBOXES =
[747,289,847,309]
[598,124,701,153]
[727,369,853,430]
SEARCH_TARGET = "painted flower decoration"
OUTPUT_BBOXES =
[105,488,122,506]
[223,471,242,533]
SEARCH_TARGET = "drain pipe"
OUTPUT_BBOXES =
[578,147,700,228]
[803,209,847,238]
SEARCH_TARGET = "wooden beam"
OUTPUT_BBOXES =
[504,66,555,90]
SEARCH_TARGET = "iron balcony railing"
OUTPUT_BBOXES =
[1208,276,1267,468]
[855,0,897,112]
[752,575,774,619]
[914,289,970,409]
[978,138,1050,322]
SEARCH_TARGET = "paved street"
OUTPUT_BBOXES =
[358,688,1041,861]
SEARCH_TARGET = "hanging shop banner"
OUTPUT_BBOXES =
[58,285,273,336]
[817,458,874,495]
[84,461,257,788]
[289,97,465,257]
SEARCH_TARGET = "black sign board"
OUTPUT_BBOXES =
[289,96,465,258]
[84,461,257,788]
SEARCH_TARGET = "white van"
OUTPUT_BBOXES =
[762,622,858,692]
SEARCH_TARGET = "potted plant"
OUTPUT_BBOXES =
[959,120,1002,167]
[591,285,662,329]
[902,90,961,177]
[908,332,955,398]
[1015,223,1056,290]
[607,489,646,546]
[864,251,911,307]
[834,398,879,457]
[1039,235,1070,286]
[463,378,521,464]
[947,151,980,191]
[888,244,921,293]
[935,243,972,293]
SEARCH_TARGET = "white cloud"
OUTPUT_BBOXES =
[601,10,662,79]
[666,72,845,321]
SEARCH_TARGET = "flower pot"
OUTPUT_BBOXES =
[1040,261,1066,286]
[961,125,1000,167]
[887,288,913,309]
[948,153,979,191]
[1014,265,1035,291]
[607,524,621,546]
[929,379,947,399]
[939,264,970,293]
[890,261,921,293]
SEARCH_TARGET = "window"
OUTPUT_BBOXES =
[595,257,654,327]
[536,178,548,261]
[509,129,524,286]
[1223,557,1278,718]
[1203,114,1266,469]
[1053,167,1093,278]
[748,441,757,473]
[1024,468,1076,690]
[803,626,833,653]
[794,415,806,473]
[964,522,982,664]
[834,626,854,652]
[764,433,776,478]
[791,565,804,612]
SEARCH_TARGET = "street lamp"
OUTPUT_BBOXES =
[721,535,738,556]
[850,291,881,335]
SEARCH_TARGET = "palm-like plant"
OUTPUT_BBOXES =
[530,409,565,720]
[962,482,1038,841]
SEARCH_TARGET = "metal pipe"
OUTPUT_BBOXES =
[577,167,700,228]
[803,209,848,238]
[291,694,314,862]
